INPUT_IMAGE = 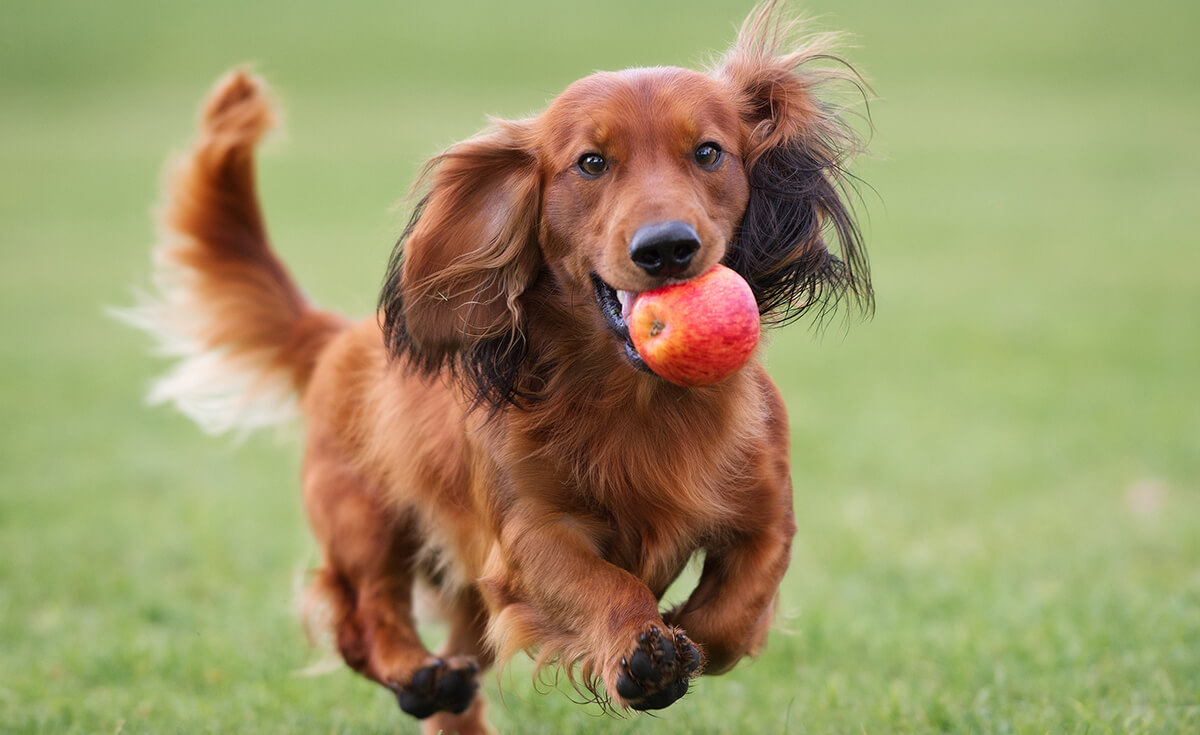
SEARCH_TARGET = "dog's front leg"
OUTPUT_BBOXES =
[664,503,797,675]
[480,505,701,711]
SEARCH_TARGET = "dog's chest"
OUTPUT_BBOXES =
[546,407,754,586]
[502,371,770,589]
[600,508,708,597]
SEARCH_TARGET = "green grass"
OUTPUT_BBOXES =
[3,0,1198,732]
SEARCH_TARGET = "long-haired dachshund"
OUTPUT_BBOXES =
[127,3,870,733]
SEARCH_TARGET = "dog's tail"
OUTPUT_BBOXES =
[120,70,347,435]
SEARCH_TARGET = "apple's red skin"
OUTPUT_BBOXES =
[629,264,761,387]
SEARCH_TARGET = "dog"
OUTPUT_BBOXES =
[126,3,871,733]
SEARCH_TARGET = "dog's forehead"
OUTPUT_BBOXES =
[540,67,739,154]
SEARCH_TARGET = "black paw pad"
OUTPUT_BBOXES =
[394,658,479,720]
[615,627,702,711]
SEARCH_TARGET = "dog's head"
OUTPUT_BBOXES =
[381,4,872,404]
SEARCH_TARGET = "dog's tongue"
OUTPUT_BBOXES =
[617,290,638,322]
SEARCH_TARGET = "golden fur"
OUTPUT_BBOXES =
[128,4,870,733]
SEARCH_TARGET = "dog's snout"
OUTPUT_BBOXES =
[628,221,700,278]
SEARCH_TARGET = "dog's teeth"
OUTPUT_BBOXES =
[617,290,638,321]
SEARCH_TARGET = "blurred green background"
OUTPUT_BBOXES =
[2,0,1198,732]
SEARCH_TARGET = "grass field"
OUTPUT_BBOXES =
[2,0,1198,732]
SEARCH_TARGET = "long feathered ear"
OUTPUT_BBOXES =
[380,119,541,403]
[718,2,873,326]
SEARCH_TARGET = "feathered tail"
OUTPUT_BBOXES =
[119,70,346,434]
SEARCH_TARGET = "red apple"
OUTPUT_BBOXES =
[628,264,760,387]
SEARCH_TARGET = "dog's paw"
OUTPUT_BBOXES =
[615,626,702,711]
[392,656,479,720]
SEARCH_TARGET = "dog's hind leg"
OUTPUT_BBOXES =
[420,586,495,735]
[437,585,493,669]
[301,434,482,726]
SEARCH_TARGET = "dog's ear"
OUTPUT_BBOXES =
[380,119,540,402]
[718,3,873,325]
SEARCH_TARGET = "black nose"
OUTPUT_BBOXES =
[628,221,700,278]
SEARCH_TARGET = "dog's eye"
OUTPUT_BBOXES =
[577,153,608,177]
[694,142,723,169]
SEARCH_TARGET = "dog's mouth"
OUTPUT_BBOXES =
[591,274,651,373]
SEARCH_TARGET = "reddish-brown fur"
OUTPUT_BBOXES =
[132,5,869,733]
